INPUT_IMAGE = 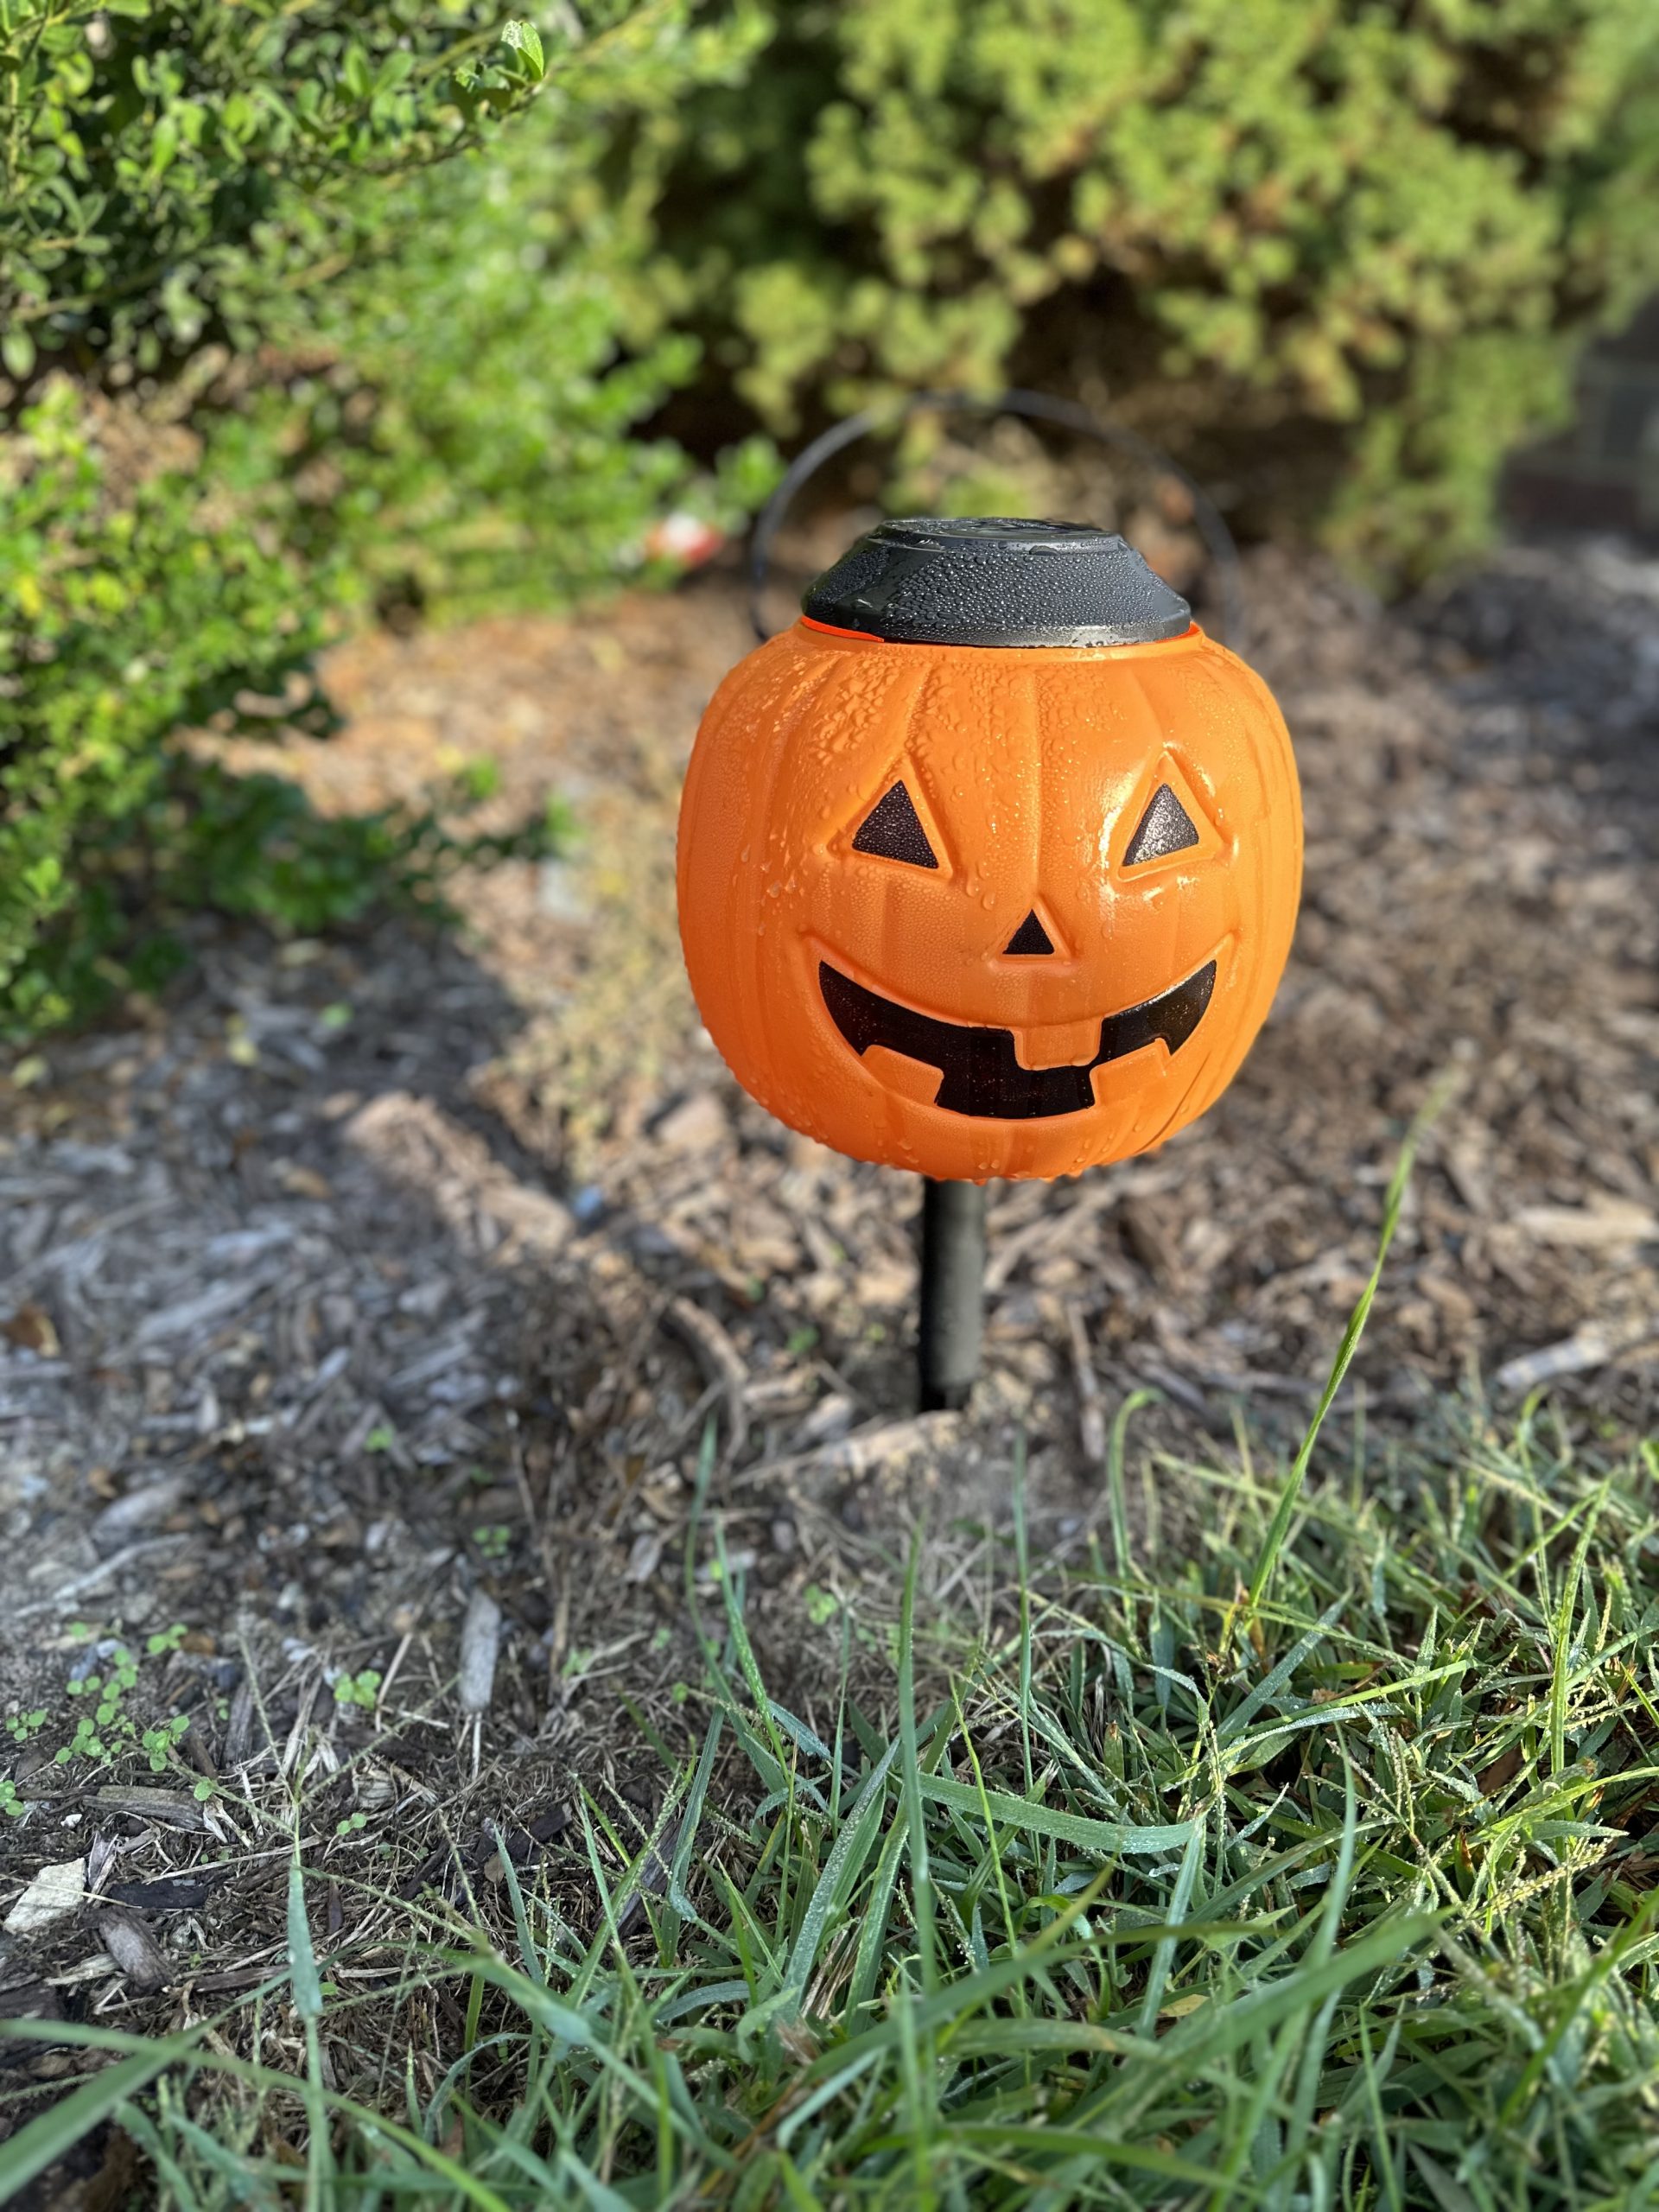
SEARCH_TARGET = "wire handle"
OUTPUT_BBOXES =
[747,386,1243,650]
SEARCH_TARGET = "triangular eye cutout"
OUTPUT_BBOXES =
[1002,910,1054,957]
[852,781,938,869]
[1124,783,1200,866]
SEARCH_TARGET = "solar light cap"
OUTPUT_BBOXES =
[802,515,1192,648]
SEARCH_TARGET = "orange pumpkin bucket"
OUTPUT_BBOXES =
[677,517,1302,1187]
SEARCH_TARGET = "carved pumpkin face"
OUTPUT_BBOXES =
[677,529,1300,1182]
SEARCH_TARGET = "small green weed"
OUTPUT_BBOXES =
[4,1627,200,1789]
[802,1584,840,1626]
[140,1717,193,1776]
[332,1671,382,1713]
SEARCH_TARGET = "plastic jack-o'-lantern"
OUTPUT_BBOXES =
[677,518,1301,1184]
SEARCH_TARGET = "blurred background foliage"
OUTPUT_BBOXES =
[3,0,1658,1036]
[649,0,1659,572]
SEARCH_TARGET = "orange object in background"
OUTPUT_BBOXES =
[677,518,1301,1183]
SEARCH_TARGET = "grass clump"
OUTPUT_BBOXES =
[5,1398,1659,2205]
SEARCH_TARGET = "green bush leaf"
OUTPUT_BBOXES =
[502,20,545,80]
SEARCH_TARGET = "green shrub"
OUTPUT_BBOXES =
[0,0,551,378]
[0,378,586,1030]
[0,2,764,1037]
[0,378,324,1032]
[251,27,774,626]
[644,0,1659,577]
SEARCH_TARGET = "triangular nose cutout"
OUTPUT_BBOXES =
[1003,910,1055,957]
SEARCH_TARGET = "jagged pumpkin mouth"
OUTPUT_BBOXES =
[818,959,1217,1121]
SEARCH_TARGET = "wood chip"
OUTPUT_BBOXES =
[653,1091,730,1155]
[4,1858,86,1936]
[2,1302,60,1356]
[832,1411,964,1476]
[458,1590,502,1716]
[86,1830,122,1896]
[347,1092,572,1262]
[223,1674,264,1769]
[1121,1197,1183,1290]
[106,1873,220,1912]
[1065,1304,1107,1468]
[0,1982,64,2022]
[664,1294,748,1463]
[791,1392,855,1451]
[98,1907,173,1992]
[1512,1201,1657,1249]
[91,1471,191,1548]
[1495,1319,1659,1395]
[44,1954,118,1987]
[130,1270,271,1349]
[625,1529,664,1583]
[91,1786,212,1831]
[16,1535,188,1622]
[739,1410,965,1488]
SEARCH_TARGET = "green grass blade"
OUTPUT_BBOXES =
[944,2122,1231,2190]
[1108,1387,1157,1581]
[916,1771,1195,1856]
[1243,1096,1440,1624]
[1137,1821,1205,2034]
[286,1849,334,2209]
[899,1522,938,1996]
[1550,1483,1607,1777]
[846,1792,909,2023]
[286,1853,322,2023]
[665,1707,724,1942]
[782,1738,901,2008]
